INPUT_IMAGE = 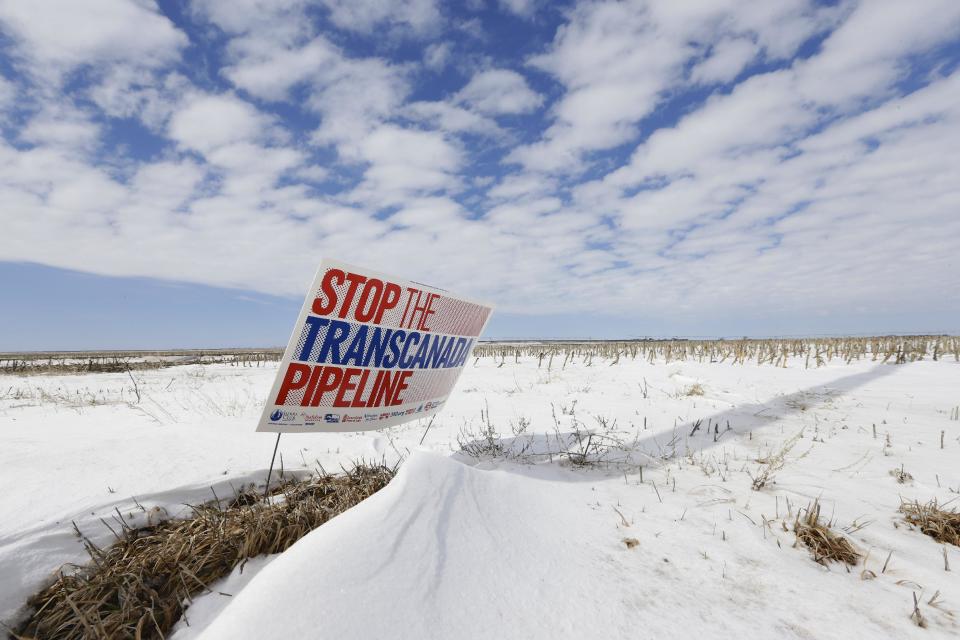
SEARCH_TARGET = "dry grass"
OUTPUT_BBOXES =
[792,500,861,566]
[684,383,705,396]
[12,462,395,640]
[900,499,960,546]
[748,430,805,491]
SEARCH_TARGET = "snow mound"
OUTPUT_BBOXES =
[200,452,624,639]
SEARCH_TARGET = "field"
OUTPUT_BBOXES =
[1,338,959,638]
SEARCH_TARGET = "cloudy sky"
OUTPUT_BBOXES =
[1,0,959,349]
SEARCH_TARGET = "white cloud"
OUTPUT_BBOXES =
[129,159,206,211]
[223,38,340,101]
[794,0,960,106]
[690,38,759,85]
[347,125,462,206]
[390,196,466,230]
[360,125,460,169]
[87,68,190,131]
[510,0,838,173]
[167,93,277,154]
[486,173,557,202]
[213,24,412,162]
[404,101,502,137]
[318,0,442,35]
[499,0,539,18]
[190,0,307,37]
[0,0,186,80]
[0,74,17,114]
[308,56,411,157]
[456,69,542,115]
[19,103,101,152]
[423,41,453,71]
[1,0,958,328]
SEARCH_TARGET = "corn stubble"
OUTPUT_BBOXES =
[14,462,395,640]
[475,335,958,369]
[900,499,960,547]
[792,500,861,566]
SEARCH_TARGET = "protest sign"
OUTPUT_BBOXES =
[258,259,493,433]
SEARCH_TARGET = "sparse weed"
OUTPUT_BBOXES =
[792,500,860,566]
[748,430,805,491]
[889,465,913,484]
[685,383,705,396]
[900,499,960,546]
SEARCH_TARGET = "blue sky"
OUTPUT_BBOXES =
[1,1,959,350]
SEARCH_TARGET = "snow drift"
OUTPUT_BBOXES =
[199,452,625,639]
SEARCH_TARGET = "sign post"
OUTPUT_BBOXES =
[258,258,493,491]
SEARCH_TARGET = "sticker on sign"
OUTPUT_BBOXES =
[257,259,494,433]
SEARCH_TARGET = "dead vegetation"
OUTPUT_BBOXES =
[12,462,395,640]
[900,499,960,546]
[474,335,959,369]
[748,430,805,491]
[889,465,913,484]
[6,336,956,376]
[0,350,282,376]
[791,500,861,566]
[684,383,705,396]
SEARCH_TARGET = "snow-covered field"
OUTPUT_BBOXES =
[2,354,959,638]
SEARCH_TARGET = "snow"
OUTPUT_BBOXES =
[1,355,959,637]
[168,555,276,639]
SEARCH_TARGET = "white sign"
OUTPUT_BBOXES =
[257,259,494,433]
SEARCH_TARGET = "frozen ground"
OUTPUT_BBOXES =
[1,354,959,637]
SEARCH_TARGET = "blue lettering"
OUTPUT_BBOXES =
[398,332,421,369]
[363,327,390,367]
[298,316,329,361]
[410,334,431,369]
[342,325,369,366]
[318,319,351,364]
[382,329,407,368]
[427,336,448,368]
[436,337,454,368]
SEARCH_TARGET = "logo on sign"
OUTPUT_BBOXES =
[270,410,284,421]
[324,414,340,423]
[364,413,379,421]
[343,415,361,423]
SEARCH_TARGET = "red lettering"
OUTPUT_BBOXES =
[375,282,401,324]
[365,370,386,407]
[334,367,362,407]
[400,287,418,327]
[372,370,396,407]
[311,366,344,406]
[301,365,324,406]
[338,272,366,319]
[419,293,438,331]
[351,369,371,407]
[276,362,311,404]
[390,371,413,405]
[312,269,344,315]
[354,278,383,323]
[408,290,434,331]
